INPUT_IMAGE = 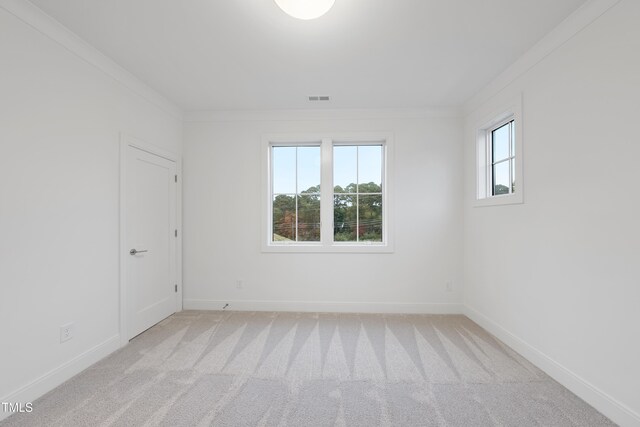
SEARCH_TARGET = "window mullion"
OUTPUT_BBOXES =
[320,139,333,245]
[294,147,298,242]
[356,146,360,242]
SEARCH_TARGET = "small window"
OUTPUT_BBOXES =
[475,96,523,207]
[489,119,515,196]
[264,135,393,253]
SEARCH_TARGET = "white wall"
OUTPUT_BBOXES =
[4,0,638,424]
[0,4,182,415]
[462,0,640,425]
[183,112,463,313]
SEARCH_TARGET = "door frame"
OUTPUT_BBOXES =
[119,134,182,348]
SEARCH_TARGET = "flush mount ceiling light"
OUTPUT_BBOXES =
[274,0,335,20]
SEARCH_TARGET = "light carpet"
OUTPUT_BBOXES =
[2,311,615,426]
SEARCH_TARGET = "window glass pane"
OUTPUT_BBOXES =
[492,123,510,162]
[359,195,383,242]
[510,121,515,158]
[358,145,382,193]
[333,146,357,193]
[333,195,357,241]
[297,194,320,242]
[511,158,516,193]
[272,147,296,194]
[272,194,295,241]
[493,161,510,195]
[297,146,321,193]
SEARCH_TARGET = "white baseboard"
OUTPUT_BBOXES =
[0,335,120,422]
[463,305,640,427]
[183,299,463,315]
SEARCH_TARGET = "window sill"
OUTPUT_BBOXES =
[473,192,523,207]
[262,243,394,254]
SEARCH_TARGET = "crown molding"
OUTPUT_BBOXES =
[463,0,622,116]
[184,107,461,123]
[0,0,183,120]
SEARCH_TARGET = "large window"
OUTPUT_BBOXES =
[475,95,523,207]
[265,135,392,252]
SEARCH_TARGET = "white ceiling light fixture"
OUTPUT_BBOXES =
[274,0,336,20]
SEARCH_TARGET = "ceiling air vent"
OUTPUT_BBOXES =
[308,95,330,102]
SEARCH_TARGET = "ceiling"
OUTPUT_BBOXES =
[30,0,587,111]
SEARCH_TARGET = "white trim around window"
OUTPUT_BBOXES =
[261,133,394,253]
[474,94,524,207]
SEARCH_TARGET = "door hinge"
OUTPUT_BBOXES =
[175,284,178,293]
[174,174,177,183]
[175,229,178,237]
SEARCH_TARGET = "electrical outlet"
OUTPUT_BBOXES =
[236,279,244,289]
[60,323,74,343]
[446,281,453,292]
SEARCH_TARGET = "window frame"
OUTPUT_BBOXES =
[270,142,323,245]
[262,133,394,253]
[489,118,515,196]
[474,95,524,207]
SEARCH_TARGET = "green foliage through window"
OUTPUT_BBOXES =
[272,186,321,242]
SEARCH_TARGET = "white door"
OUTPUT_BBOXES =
[126,145,177,339]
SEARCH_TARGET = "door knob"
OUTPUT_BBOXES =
[129,249,148,255]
